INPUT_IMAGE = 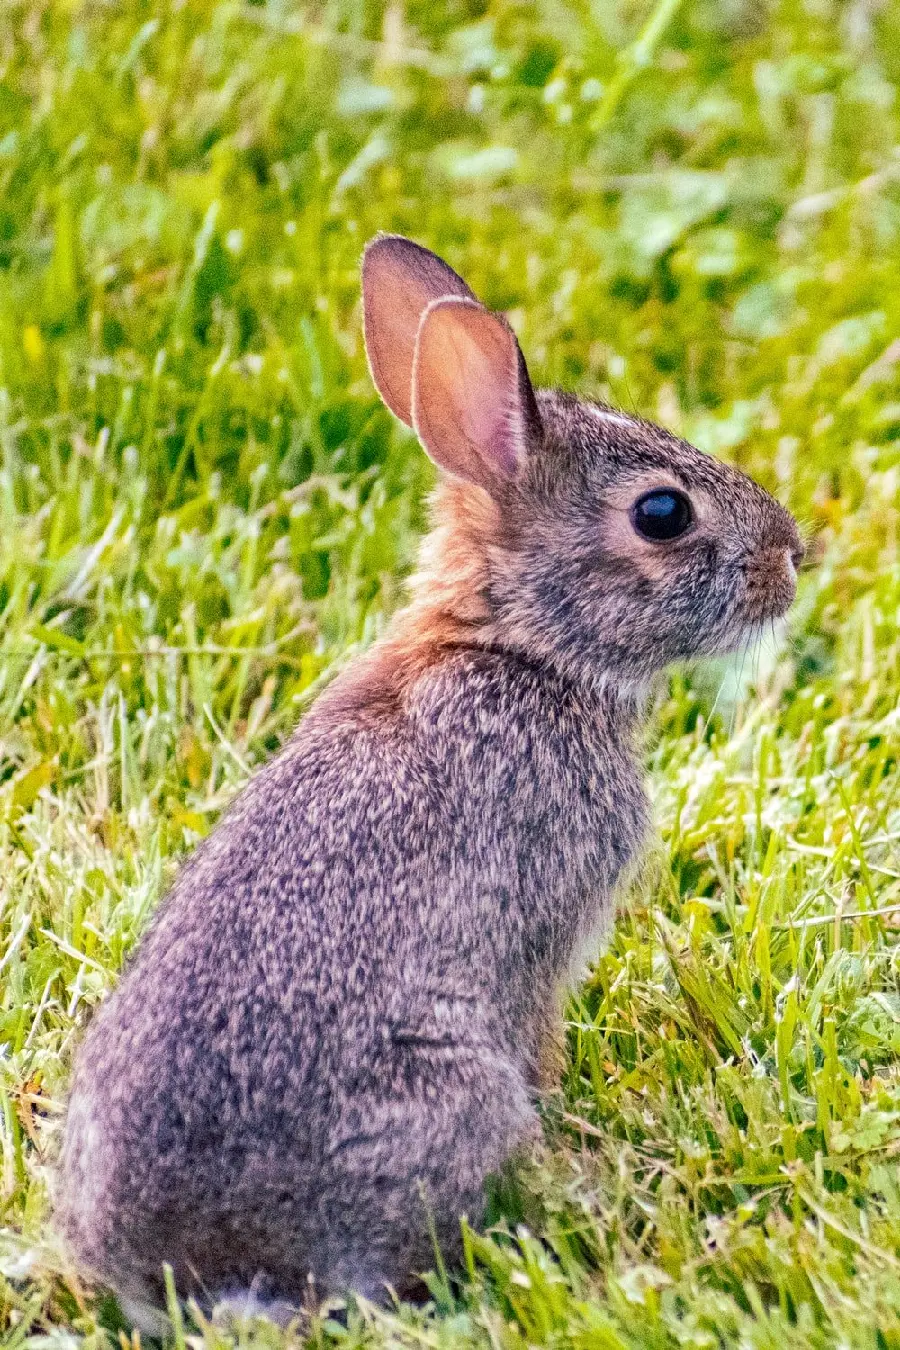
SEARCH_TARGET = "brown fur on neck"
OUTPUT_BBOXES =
[312,478,517,729]
[394,477,515,650]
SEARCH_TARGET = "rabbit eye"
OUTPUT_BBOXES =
[631,489,693,542]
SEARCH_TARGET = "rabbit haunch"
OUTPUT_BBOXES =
[58,235,801,1325]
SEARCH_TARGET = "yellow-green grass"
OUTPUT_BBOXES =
[0,1,898,1346]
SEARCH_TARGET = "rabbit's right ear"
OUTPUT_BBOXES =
[362,235,476,426]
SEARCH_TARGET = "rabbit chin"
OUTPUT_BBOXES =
[709,613,790,661]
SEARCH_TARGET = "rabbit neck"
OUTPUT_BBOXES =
[398,478,649,710]
[401,478,501,639]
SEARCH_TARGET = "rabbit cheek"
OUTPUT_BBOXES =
[596,511,685,586]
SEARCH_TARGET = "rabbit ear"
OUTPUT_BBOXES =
[412,297,541,492]
[362,235,477,427]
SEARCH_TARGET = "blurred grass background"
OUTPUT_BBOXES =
[0,1,899,1346]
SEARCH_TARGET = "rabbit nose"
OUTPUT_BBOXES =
[790,543,805,571]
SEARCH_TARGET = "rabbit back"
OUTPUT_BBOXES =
[58,641,646,1307]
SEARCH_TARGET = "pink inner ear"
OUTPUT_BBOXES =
[362,236,475,427]
[456,322,522,479]
[365,282,431,425]
[412,297,533,491]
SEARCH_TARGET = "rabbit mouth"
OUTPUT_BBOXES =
[697,559,796,660]
[724,596,794,652]
[742,581,797,625]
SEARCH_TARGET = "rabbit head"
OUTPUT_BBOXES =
[363,235,803,689]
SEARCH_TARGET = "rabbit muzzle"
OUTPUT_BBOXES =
[742,541,802,623]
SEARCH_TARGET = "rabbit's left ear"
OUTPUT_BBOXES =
[411,296,541,493]
[362,235,476,427]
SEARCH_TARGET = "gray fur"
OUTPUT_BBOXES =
[57,241,802,1321]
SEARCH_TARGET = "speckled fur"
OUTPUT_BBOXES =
[58,248,802,1320]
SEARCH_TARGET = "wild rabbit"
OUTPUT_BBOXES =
[58,236,803,1328]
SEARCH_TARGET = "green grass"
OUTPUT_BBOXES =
[1,0,899,1345]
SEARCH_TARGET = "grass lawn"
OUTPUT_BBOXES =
[1,0,899,1345]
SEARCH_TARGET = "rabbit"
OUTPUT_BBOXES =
[57,235,803,1330]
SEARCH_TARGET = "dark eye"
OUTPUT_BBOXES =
[631,488,694,542]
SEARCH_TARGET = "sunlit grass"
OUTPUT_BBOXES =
[0,1,899,1346]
